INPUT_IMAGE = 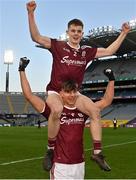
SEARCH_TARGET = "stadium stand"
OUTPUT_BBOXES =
[101,102,136,120]
[83,56,136,83]
[81,26,136,127]
[125,117,136,127]
[0,92,46,126]
[0,21,136,127]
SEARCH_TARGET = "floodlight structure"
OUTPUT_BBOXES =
[129,19,136,30]
[4,50,14,92]
[59,33,69,41]
[89,25,115,37]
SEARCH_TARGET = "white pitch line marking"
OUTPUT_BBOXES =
[0,156,43,166]
[0,140,136,166]
[85,140,136,151]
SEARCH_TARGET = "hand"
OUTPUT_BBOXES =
[121,22,131,34]
[103,68,115,81]
[26,1,36,13]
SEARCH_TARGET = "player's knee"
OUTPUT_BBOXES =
[51,105,63,119]
[23,92,32,102]
[90,106,100,121]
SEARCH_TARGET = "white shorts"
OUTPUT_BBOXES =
[50,162,85,180]
[47,90,81,96]
[47,90,60,96]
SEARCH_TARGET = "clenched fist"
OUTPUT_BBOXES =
[121,22,131,34]
[26,1,37,13]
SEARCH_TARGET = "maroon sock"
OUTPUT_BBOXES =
[93,140,102,153]
[47,137,56,150]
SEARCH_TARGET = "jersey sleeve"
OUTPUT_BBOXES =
[49,38,64,54]
[41,103,50,119]
[86,46,97,63]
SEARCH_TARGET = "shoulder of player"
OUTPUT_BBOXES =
[51,38,67,45]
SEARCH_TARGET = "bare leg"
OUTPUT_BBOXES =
[75,95,101,141]
[42,94,63,171]
[46,94,63,139]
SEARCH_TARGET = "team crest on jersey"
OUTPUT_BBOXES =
[78,113,84,117]
[82,51,86,57]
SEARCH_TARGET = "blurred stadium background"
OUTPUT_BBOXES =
[0,19,136,128]
[0,19,136,179]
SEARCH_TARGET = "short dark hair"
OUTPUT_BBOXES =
[68,19,84,29]
[61,80,78,92]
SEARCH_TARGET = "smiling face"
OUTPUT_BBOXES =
[67,24,84,48]
[60,89,78,107]
[66,19,84,48]
[60,80,78,107]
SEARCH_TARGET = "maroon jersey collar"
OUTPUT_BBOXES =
[67,42,80,51]
[64,105,76,110]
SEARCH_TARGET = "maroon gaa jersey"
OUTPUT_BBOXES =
[46,39,97,92]
[41,105,88,164]
[53,106,88,164]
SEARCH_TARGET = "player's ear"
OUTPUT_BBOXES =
[59,90,63,97]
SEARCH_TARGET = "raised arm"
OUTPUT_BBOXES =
[19,57,45,113]
[95,23,131,58]
[95,69,115,110]
[26,1,51,48]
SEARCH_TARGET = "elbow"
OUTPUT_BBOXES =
[30,33,41,44]
[105,49,115,56]
[31,35,35,42]
[23,91,33,102]
[102,98,113,109]
[105,99,113,107]
[104,47,117,56]
[31,35,38,43]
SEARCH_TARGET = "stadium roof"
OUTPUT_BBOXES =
[37,29,136,56]
[82,29,136,56]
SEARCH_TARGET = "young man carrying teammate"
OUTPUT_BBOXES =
[19,57,115,177]
[26,1,130,171]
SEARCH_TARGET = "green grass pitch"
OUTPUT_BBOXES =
[0,126,136,179]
